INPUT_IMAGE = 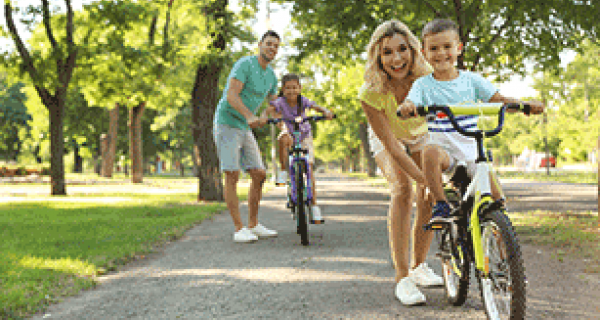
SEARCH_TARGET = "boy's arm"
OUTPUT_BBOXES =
[489,92,545,115]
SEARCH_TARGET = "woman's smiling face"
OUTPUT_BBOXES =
[380,33,413,81]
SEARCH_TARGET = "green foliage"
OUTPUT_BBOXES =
[0,76,31,160]
[279,0,599,81]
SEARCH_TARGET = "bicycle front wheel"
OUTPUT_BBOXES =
[295,162,309,246]
[479,210,526,320]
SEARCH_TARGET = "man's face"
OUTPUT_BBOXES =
[422,30,462,73]
[259,36,280,62]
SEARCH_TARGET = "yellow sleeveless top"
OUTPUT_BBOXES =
[358,83,427,140]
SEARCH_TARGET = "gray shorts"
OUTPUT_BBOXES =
[213,124,265,172]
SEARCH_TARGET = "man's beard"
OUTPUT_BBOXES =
[261,52,273,63]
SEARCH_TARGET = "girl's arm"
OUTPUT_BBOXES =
[361,101,427,185]
[311,104,334,119]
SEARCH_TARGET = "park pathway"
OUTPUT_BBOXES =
[32,175,599,319]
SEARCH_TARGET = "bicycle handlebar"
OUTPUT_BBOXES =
[267,114,337,125]
[397,103,531,138]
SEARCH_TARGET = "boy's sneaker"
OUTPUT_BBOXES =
[429,201,453,225]
[310,205,325,224]
[395,277,426,306]
[409,263,443,287]
[233,227,258,243]
[249,223,278,238]
[276,171,288,186]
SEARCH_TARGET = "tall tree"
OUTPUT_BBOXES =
[191,0,232,201]
[3,1,77,195]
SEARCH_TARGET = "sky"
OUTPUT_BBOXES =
[2,0,577,99]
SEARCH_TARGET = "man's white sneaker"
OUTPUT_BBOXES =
[276,170,288,186]
[310,205,325,224]
[249,223,278,238]
[409,263,444,287]
[233,227,258,243]
[395,277,426,306]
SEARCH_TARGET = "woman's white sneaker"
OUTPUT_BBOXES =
[395,277,426,306]
[409,263,444,287]
[233,227,258,243]
[249,223,278,238]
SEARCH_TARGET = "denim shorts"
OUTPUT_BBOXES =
[213,124,265,172]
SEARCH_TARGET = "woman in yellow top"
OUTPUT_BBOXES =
[359,20,442,305]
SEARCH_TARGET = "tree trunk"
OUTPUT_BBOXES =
[101,104,119,177]
[49,98,66,195]
[597,135,599,219]
[192,63,224,201]
[73,141,83,173]
[129,103,145,183]
[358,122,377,177]
[190,0,228,202]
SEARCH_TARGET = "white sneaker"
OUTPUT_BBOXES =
[249,223,278,238]
[310,205,325,224]
[395,277,426,306]
[409,263,444,287]
[276,170,288,186]
[233,227,258,243]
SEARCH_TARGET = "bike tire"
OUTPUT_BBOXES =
[295,162,309,246]
[478,209,526,320]
[440,228,471,306]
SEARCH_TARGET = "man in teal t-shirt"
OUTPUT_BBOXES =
[213,30,280,243]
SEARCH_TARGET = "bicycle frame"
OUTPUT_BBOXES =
[288,121,313,206]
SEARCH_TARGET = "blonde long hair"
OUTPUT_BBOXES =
[364,20,432,94]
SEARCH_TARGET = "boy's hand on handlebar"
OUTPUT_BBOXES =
[397,101,417,119]
[528,100,544,115]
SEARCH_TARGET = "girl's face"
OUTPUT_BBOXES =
[282,80,301,101]
[380,33,413,81]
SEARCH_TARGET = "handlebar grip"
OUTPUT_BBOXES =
[505,103,531,116]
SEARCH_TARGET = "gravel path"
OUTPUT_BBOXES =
[31,175,599,319]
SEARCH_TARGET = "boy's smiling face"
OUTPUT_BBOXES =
[422,30,462,76]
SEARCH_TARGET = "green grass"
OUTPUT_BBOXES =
[0,182,263,319]
[498,170,598,184]
[510,211,599,273]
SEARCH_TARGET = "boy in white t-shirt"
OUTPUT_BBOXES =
[398,19,545,225]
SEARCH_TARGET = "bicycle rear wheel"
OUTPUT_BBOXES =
[440,227,471,306]
[295,162,309,246]
[479,209,526,320]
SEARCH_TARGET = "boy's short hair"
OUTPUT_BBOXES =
[422,19,459,40]
[260,30,280,43]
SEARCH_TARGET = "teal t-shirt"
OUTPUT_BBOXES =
[214,56,278,130]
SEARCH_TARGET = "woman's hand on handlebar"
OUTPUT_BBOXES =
[397,101,418,119]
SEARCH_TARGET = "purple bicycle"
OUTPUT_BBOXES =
[267,114,335,246]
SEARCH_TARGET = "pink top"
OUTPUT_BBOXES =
[269,96,315,141]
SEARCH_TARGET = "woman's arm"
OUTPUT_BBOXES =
[362,101,427,185]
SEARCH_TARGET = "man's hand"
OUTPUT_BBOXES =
[527,100,545,115]
[248,115,268,129]
[397,101,417,119]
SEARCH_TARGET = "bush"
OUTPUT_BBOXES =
[41,167,51,176]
